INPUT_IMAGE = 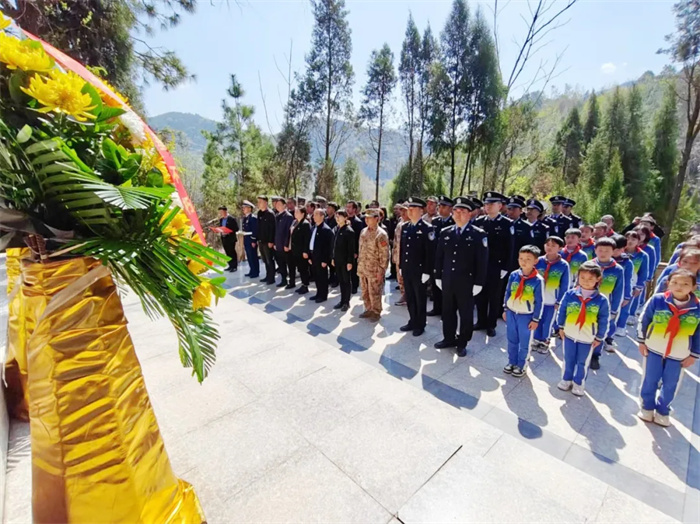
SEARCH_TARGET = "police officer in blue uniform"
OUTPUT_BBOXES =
[434,197,488,357]
[399,197,436,337]
[241,200,259,278]
[474,191,514,337]
[427,195,455,317]
[562,198,582,229]
[525,198,550,252]
[507,195,532,270]
[544,195,573,237]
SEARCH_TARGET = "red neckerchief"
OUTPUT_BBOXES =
[596,258,618,271]
[582,239,594,249]
[515,269,538,300]
[564,245,580,263]
[576,288,595,329]
[663,292,693,357]
[650,232,657,239]
[543,255,561,281]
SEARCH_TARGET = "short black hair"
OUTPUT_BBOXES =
[218,206,227,211]
[286,197,297,204]
[336,209,348,218]
[328,202,339,210]
[564,228,582,238]
[634,225,652,242]
[306,201,317,210]
[669,268,697,287]
[625,230,640,241]
[347,200,359,211]
[679,248,700,262]
[611,234,627,250]
[519,245,541,257]
[546,236,565,247]
[295,206,307,219]
[595,237,616,249]
[579,260,603,279]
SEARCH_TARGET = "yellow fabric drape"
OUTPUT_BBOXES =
[5,247,30,420]
[23,257,205,524]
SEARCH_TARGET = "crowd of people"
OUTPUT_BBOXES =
[214,193,700,428]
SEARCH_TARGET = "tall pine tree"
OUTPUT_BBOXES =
[556,107,584,184]
[360,44,398,200]
[416,24,439,190]
[583,90,600,148]
[595,151,630,227]
[603,87,627,168]
[651,83,679,222]
[399,14,422,173]
[622,85,652,215]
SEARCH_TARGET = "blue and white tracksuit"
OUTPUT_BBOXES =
[642,243,658,276]
[648,234,662,271]
[613,254,634,331]
[623,248,651,320]
[503,270,544,368]
[533,256,570,345]
[557,288,610,385]
[561,246,589,286]
[593,258,626,352]
[655,270,700,299]
[668,242,686,265]
[637,293,700,415]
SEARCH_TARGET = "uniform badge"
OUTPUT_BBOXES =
[445,236,450,240]
[482,237,488,247]
[510,226,515,235]
[428,231,435,241]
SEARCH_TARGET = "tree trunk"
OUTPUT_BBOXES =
[460,134,475,195]
[325,19,333,164]
[407,87,414,175]
[376,100,384,202]
[450,100,457,197]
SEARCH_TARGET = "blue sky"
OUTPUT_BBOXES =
[142,0,677,132]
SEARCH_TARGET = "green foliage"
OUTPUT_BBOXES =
[315,159,337,198]
[622,85,653,215]
[299,0,354,164]
[583,91,600,147]
[390,162,412,205]
[593,152,630,226]
[651,82,679,222]
[340,157,361,202]
[399,13,421,169]
[555,107,584,184]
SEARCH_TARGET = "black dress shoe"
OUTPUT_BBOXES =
[276,281,287,287]
[309,295,318,300]
[260,277,268,282]
[412,328,425,336]
[298,286,309,295]
[456,347,467,357]
[285,284,296,289]
[333,302,343,309]
[426,309,440,317]
[400,324,414,332]
[486,328,497,337]
[590,355,601,370]
[244,273,251,277]
[341,304,349,312]
[315,297,327,303]
[434,339,457,349]
[473,323,487,331]
[231,267,238,272]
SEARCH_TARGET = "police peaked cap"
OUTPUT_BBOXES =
[241,200,254,208]
[483,191,506,203]
[406,196,427,208]
[526,198,544,213]
[257,195,269,201]
[563,198,576,207]
[438,195,454,206]
[507,195,526,208]
[271,195,284,202]
[453,196,476,211]
[549,195,567,205]
[471,197,484,208]
[315,195,327,203]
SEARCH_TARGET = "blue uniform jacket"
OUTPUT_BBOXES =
[503,269,544,321]
[556,287,610,344]
[637,292,700,361]
[535,255,570,305]
[669,243,685,265]
[614,255,634,301]
[400,218,436,277]
[628,248,650,291]
[434,223,488,287]
[242,213,258,247]
[642,243,658,274]
[594,258,625,315]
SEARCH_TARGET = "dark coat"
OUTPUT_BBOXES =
[399,218,436,277]
[257,208,276,244]
[474,214,513,273]
[220,215,239,247]
[291,219,312,258]
[274,210,295,252]
[333,224,356,267]
[434,223,488,287]
[241,213,258,248]
[311,222,334,266]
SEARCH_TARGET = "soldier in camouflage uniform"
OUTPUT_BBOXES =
[358,208,390,321]
[392,204,408,305]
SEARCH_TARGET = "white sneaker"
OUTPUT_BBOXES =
[537,341,550,354]
[614,326,626,337]
[638,409,654,422]
[604,343,616,353]
[572,384,585,396]
[653,412,671,427]
[626,317,636,326]
[557,380,572,391]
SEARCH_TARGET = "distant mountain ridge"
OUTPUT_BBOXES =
[149,111,409,184]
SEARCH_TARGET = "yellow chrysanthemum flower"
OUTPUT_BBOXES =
[96,76,130,107]
[21,70,96,122]
[0,12,11,31]
[188,260,210,275]
[163,211,191,237]
[0,33,53,72]
[192,280,214,311]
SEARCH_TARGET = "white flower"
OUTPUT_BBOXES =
[119,110,146,144]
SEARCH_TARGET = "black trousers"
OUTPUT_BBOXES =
[294,255,310,286]
[329,263,338,286]
[259,243,276,282]
[274,250,288,284]
[390,261,397,279]
[222,237,237,270]
[405,273,427,329]
[313,261,329,299]
[285,251,296,286]
[476,267,506,329]
[351,263,359,293]
[337,264,351,305]
[431,276,442,314]
[442,282,475,348]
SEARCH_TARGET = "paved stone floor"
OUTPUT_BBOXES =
[3,259,700,522]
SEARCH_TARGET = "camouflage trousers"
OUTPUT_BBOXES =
[360,275,384,315]
[397,272,405,296]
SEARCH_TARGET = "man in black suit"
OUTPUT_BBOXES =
[217,206,239,272]
[427,195,455,317]
[256,196,276,284]
[273,196,295,287]
[346,200,365,294]
[332,209,356,311]
[326,202,339,287]
[309,208,334,303]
